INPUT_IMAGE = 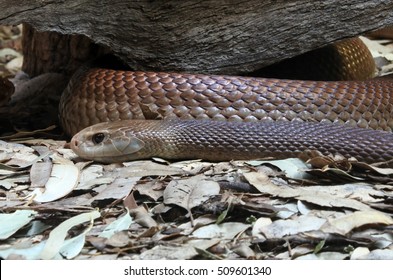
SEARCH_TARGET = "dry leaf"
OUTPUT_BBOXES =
[192,222,250,239]
[105,231,130,247]
[99,209,133,238]
[0,210,37,240]
[31,162,79,203]
[295,252,348,260]
[0,241,46,260]
[322,210,393,235]
[244,172,372,211]
[137,239,219,260]
[350,247,370,259]
[134,181,164,201]
[246,158,311,179]
[30,161,52,187]
[251,217,272,238]
[40,210,100,259]
[178,215,217,235]
[86,177,140,204]
[255,215,326,239]
[354,249,393,260]
[121,161,186,177]
[163,175,220,210]
[129,206,157,228]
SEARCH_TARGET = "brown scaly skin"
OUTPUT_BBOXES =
[61,38,393,164]
[254,37,376,81]
[70,119,393,166]
[60,66,393,136]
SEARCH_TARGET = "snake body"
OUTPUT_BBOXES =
[60,38,392,137]
[60,68,393,136]
[70,119,393,166]
[61,38,393,165]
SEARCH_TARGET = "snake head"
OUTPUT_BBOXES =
[70,121,146,163]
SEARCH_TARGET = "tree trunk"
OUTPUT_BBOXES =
[1,0,393,75]
[22,24,108,77]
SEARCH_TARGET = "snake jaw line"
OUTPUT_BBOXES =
[111,136,145,156]
[70,121,147,162]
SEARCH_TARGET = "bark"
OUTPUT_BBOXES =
[1,0,393,75]
[22,24,108,77]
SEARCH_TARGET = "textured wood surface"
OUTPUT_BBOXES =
[1,0,393,74]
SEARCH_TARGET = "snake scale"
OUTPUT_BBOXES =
[61,38,393,166]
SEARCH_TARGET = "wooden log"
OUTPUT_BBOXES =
[21,24,108,77]
[1,0,393,75]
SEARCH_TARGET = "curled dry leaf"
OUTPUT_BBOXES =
[232,243,256,259]
[0,240,46,260]
[246,158,311,180]
[0,210,37,240]
[59,232,87,259]
[129,206,157,228]
[99,209,134,238]
[31,162,79,203]
[40,210,100,259]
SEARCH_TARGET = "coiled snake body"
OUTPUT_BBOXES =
[62,38,393,166]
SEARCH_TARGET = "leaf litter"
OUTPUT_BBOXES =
[1,28,393,260]
[2,135,393,259]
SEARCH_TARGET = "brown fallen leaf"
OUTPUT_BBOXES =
[86,177,140,205]
[163,175,220,211]
[254,214,326,240]
[30,161,52,188]
[192,222,250,239]
[137,239,219,260]
[129,206,158,228]
[31,162,79,203]
[121,161,186,177]
[244,171,372,211]
[322,210,393,235]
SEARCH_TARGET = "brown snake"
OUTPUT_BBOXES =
[62,38,393,166]
[70,119,393,165]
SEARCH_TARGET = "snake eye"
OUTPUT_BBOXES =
[92,133,105,144]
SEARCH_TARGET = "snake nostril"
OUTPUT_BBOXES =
[72,139,78,147]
